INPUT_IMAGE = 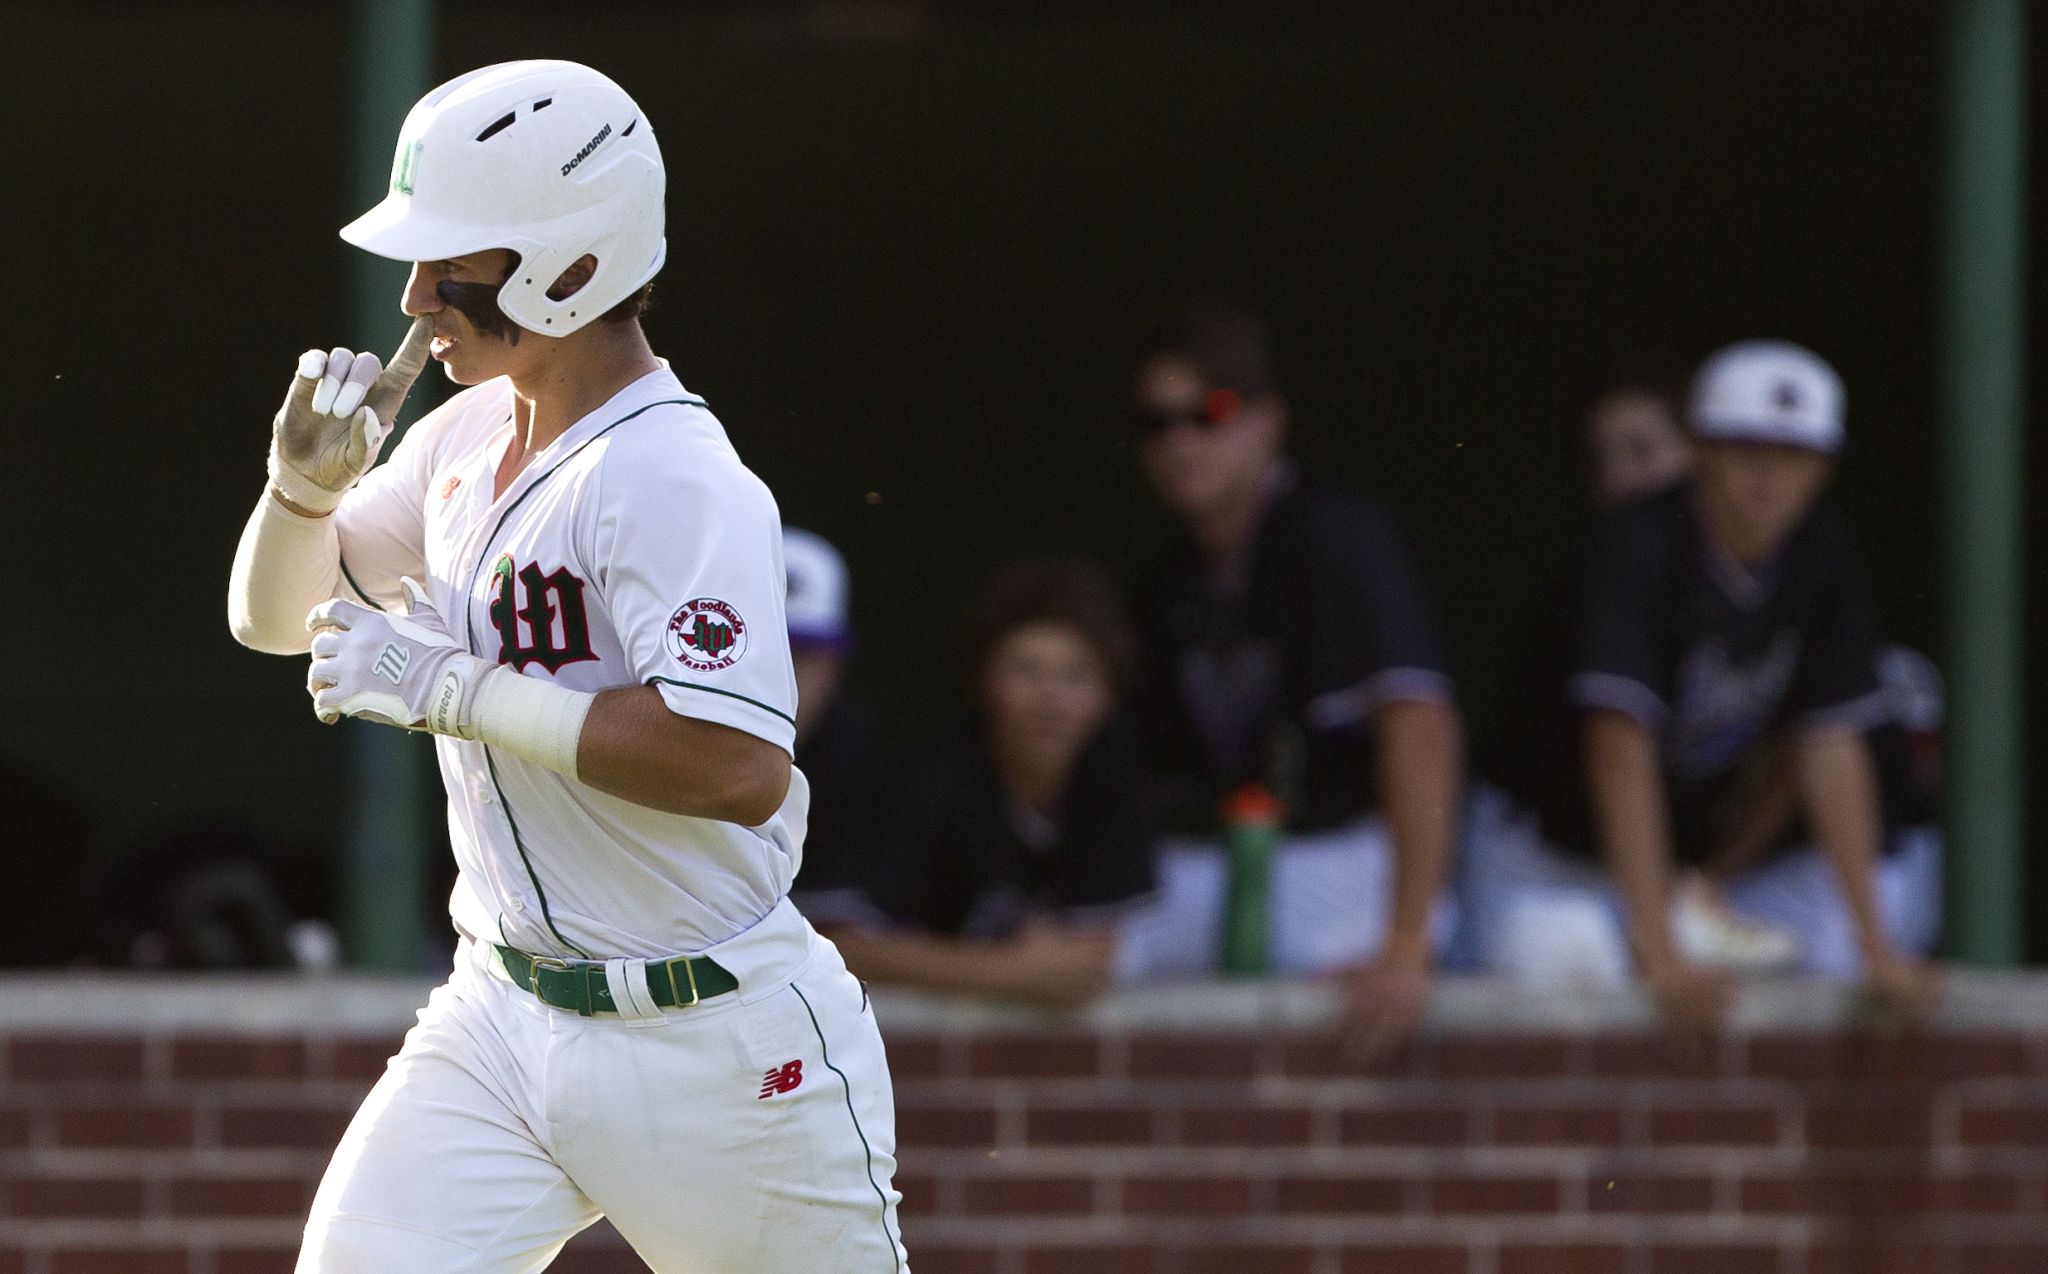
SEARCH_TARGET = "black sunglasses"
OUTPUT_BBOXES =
[1133,387,1246,436]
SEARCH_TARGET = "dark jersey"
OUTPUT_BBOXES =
[787,696,890,928]
[1495,482,1891,865]
[869,718,1157,939]
[1143,470,1453,834]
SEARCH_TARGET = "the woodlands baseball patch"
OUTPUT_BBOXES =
[665,598,748,672]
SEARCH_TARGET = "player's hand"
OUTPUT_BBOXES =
[269,316,435,514]
[1338,950,1432,1066]
[1641,956,1736,1035]
[1862,953,1944,1022]
[305,577,489,735]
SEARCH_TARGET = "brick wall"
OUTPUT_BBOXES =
[0,977,2044,1273]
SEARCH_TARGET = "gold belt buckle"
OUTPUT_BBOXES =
[663,957,702,1008]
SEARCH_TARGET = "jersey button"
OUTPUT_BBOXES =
[473,779,495,806]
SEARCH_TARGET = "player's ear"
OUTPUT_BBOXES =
[546,255,599,301]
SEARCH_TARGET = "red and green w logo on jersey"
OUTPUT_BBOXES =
[488,556,599,674]
[688,614,736,660]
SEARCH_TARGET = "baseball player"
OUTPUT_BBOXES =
[227,61,907,1272]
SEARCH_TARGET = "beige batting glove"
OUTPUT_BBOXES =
[268,315,434,514]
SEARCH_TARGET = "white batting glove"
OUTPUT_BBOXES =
[306,577,490,735]
[269,316,435,514]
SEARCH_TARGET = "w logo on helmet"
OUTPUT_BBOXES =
[666,599,749,673]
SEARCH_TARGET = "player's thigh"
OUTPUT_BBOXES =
[300,979,600,1274]
[556,955,908,1273]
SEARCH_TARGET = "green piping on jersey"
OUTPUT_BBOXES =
[791,983,903,1272]
[459,396,702,959]
[645,676,797,726]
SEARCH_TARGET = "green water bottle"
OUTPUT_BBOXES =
[1220,783,1284,975]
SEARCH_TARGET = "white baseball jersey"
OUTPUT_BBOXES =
[334,364,806,960]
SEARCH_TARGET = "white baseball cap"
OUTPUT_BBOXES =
[1687,340,1845,454]
[783,528,851,651]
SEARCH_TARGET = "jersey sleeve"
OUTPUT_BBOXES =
[1300,497,1455,732]
[333,412,439,610]
[590,424,798,755]
[1788,514,1887,732]
[1566,508,1673,730]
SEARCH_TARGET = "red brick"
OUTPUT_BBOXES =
[1946,1243,2048,1274]
[216,1253,303,1274]
[1648,1104,1780,1145]
[1127,1034,1260,1079]
[883,1037,948,1080]
[1491,1106,1626,1145]
[1179,1106,1313,1145]
[1024,1105,1155,1145]
[1428,1175,1560,1214]
[960,1175,1092,1214]
[1501,1245,1626,1274]
[1587,1173,1713,1213]
[1122,1175,1253,1215]
[1650,1245,1782,1274]
[0,1251,22,1274]
[1274,1175,1405,1214]
[1742,1173,2027,1216]
[1022,1246,1154,1274]
[6,1178,147,1217]
[0,1107,30,1148]
[6,1037,145,1083]
[1587,1033,1724,1078]
[1277,1034,1424,1078]
[1436,1035,1576,1079]
[894,1104,998,1147]
[962,1034,1101,1079]
[169,1174,311,1216]
[1805,1100,1935,1148]
[1740,1033,2018,1082]
[894,1173,938,1216]
[170,1036,308,1081]
[1340,1104,1470,1146]
[911,1247,1006,1274]
[220,1104,356,1149]
[330,1037,399,1081]
[1336,1246,1467,1274]
[1956,1102,2048,1147]
[1806,1240,1950,1274]
[53,1105,194,1148]
[1179,1247,1313,1274]
[51,1253,187,1274]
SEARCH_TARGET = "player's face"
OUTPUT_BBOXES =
[1693,441,1832,562]
[402,249,534,386]
[1589,391,1692,505]
[983,622,1114,781]
[1136,357,1282,521]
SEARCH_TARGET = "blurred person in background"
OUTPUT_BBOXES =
[1112,304,1464,1061]
[781,527,890,928]
[830,559,1156,1006]
[1469,340,1942,1028]
[1585,362,1694,506]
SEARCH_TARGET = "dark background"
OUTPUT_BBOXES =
[1,2,2039,956]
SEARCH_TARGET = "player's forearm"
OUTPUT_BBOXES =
[1584,710,1681,970]
[1796,728,1892,964]
[574,686,791,825]
[832,928,1114,1006]
[227,492,345,654]
[1373,698,1463,964]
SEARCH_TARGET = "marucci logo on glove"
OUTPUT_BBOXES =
[373,643,412,685]
[665,599,747,672]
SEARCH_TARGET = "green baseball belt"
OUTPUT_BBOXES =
[494,945,739,1016]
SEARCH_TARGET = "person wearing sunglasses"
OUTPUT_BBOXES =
[1113,303,1464,1062]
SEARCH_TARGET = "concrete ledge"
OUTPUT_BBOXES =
[0,970,2039,1035]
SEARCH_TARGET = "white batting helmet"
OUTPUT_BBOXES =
[341,60,665,338]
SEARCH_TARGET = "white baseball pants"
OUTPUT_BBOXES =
[297,901,909,1272]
